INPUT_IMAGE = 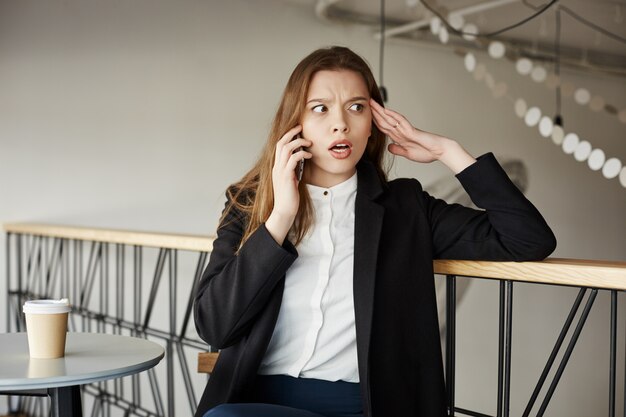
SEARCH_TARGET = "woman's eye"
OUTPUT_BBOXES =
[312,104,327,113]
[349,103,364,111]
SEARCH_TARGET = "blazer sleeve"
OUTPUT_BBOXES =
[423,153,556,261]
[193,193,298,349]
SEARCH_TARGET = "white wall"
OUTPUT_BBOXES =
[1,0,624,416]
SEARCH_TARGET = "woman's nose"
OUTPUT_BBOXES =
[332,110,349,133]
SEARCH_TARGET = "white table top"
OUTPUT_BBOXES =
[0,332,165,390]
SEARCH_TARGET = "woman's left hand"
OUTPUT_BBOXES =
[370,99,445,163]
[370,99,476,173]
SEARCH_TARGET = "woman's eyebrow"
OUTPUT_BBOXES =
[306,98,328,104]
[306,96,369,104]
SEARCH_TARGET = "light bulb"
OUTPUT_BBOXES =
[488,41,506,59]
[602,158,622,179]
[430,17,442,35]
[551,125,564,145]
[464,53,476,72]
[574,88,591,105]
[573,140,592,162]
[531,66,547,83]
[462,23,478,41]
[619,167,626,188]
[539,116,553,137]
[438,26,449,44]
[524,107,541,127]
[588,149,605,171]
[516,58,533,75]
[449,14,464,30]
[562,133,579,154]
[514,99,527,118]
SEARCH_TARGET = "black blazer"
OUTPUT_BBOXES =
[193,153,556,417]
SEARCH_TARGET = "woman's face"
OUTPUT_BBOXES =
[301,69,372,188]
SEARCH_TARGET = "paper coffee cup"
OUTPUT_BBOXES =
[23,299,71,359]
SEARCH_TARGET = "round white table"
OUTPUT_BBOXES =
[0,332,165,417]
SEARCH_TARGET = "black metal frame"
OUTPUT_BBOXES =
[445,274,618,417]
[5,232,210,417]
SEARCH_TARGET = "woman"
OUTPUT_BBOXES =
[193,46,556,417]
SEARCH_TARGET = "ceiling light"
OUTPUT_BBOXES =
[562,133,580,154]
[573,140,592,162]
[524,107,541,127]
[488,41,505,59]
[515,58,533,75]
[539,116,553,137]
[464,53,476,72]
[462,23,478,41]
[430,17,441,35]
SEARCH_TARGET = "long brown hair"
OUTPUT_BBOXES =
[222,46,388,247]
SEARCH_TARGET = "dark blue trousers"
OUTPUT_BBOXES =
[203,375,363,417]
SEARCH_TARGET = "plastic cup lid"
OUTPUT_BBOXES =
[23,299,71,314]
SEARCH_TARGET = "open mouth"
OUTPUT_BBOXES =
[329,141,352,159]
[330,143,350,152]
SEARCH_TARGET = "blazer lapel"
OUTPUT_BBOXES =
[353,160,385,412]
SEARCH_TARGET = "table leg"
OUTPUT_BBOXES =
[48,385,82,417]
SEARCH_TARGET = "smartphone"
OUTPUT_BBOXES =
[293,134,305,181]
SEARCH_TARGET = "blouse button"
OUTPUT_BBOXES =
[323,191,329,196]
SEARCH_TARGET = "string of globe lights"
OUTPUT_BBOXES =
[377,0,626,189]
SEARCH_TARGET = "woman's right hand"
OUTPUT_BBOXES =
[265,125,312,245]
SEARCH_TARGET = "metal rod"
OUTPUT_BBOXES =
[134,245,142,332]
[610,290,617,417]
[6,233,12,332]
[44,238,60,297]
[537,289,598,416]
[175,341,198,414]
[16,234,23,331]
[143,248,166,330]
[116,244,124,329]
[446,273,451,413]
[180,252,208,337]
[75,240,83,332]
[167,249,177,417]
[39,236,46,296]
[114,249,123,397]
[61,239,68,306]
[497,281,505,417]
[48,386,82,417]
[114,243,123,406]
[26,235,40,295]
[446,274,457,416]
[522,288,586,417]
[454,406,496,417]
[503,281,513,417]
[132,245,142,405]
[147,367,165,416]
[80,241,100,309]
[100,243,108,333]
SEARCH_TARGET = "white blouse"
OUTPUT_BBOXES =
[258,172,359,382]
